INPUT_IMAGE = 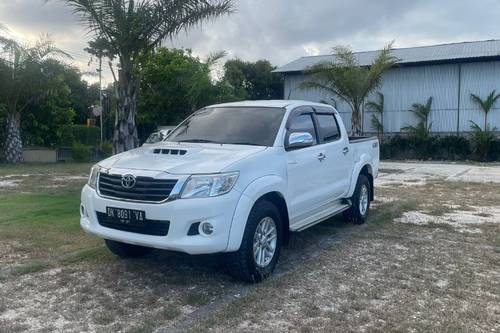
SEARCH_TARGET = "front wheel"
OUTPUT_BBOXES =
[343,174,371,225]
[227,200,282,283]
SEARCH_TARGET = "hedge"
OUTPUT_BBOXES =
[58,124,100,147]
[380,135,500,161]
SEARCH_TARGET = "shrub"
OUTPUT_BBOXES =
[470,122,497,161]
[57,124,100,147]
[72,143,92,162]
[435,136,470,160]
[73,125,100,146]
[57,124,76,147]
[101,141,114,156]
[381,135,476,161]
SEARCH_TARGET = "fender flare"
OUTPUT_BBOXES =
[346,154,374,198]
[226,175,287,252]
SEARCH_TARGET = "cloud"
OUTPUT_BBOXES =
[1,0,500,84]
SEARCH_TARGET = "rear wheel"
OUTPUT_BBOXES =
[227,200,282,283]
[105,239,153,258]
[343,174,371,225]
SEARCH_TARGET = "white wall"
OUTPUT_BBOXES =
[284,61,500,133]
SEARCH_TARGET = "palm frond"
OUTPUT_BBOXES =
[370,114,383,133]
[471,90,500,113]
[403,96,433,139]
[206,50,226,67]
[365,92,384,114]
[300,42,395,134]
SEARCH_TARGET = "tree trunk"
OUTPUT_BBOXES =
[4,111,23,164]
[113,65,139,154]
[351,106,362,136]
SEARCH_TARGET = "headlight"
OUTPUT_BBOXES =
[180,172,239,199]
[87,165,101,189]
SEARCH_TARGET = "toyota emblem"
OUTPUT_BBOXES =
[121,174,136,189]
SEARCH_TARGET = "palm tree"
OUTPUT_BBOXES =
[366,92,384,137]
[0,35,70,163]
[300,43,397,135]
[402,96,433,140]
[470,90,500,130]
[59,0,233,153]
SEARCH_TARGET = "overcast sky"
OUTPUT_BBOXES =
[1,0,500,84]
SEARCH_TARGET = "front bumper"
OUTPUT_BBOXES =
[80,184,242,254]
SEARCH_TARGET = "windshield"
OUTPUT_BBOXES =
[167,107,286,146]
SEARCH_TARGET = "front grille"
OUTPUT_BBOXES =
[96,212,170,236]
[98,173,177,203]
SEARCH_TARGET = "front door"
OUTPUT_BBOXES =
[286,108,331,226]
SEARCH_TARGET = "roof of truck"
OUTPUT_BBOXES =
[208,100,333,109]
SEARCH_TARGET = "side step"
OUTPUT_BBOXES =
[292,202,351,232]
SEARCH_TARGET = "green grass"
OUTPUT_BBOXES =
[0,188,102,260]
[0,162,92,176]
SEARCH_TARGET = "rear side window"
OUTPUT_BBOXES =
[289,114,317,144]
[317,114,340,142]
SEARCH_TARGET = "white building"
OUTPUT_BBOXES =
[274,40,500,134]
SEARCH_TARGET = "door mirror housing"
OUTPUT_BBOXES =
[287,132,314,150]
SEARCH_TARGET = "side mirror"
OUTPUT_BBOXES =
[287,132,314,150]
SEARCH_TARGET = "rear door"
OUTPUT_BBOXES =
[285,107,332,224]
[314,108,353,199]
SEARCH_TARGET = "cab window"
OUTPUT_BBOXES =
[289,114,317,144]
[316,114,341,142]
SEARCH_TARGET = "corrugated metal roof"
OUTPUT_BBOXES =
[274,40,500,73]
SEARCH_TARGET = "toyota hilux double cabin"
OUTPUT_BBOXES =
[80,100,379,282]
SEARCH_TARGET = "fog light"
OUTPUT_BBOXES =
[199,222,214,236]
[80,204,87,217]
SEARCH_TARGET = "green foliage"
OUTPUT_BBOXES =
[470,90,500,130]
[222,59,283,100]
[62,0,233,153]
[469,121,498,161]
[301,43,397,135]
[366,92,384,135]
[380,135,485,161]
[137,48,255,142]
[72,125,100,146]
[402,97,433,140]
[101,141,114,156]
[57,124,100,147]
[72,143,92,162]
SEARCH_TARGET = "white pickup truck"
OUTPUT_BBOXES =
[80,100,379,282]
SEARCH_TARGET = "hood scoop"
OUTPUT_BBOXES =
[152,148,187,156]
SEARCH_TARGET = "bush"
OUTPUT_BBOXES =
[101,141,114,156]
[57,125,76,147]
[57,124,100,148]
[72,143,92,162]
[381,135,479,161]
[73,125,100,146]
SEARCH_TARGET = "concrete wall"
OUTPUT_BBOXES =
[283,61,500,133]
[23,148,57,163]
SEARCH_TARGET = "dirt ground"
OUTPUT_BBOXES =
[0,161,499,332]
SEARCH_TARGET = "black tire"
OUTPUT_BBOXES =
[105,239,153,258]
[227,200,282,283]
[343,174,371,225]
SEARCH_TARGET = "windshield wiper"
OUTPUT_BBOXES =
[227,142,263,146]
[177,139,222,144]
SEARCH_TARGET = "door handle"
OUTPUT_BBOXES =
[342,147,349,155]
[317,152,326,161]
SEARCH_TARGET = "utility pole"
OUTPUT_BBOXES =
[98,55,103,147]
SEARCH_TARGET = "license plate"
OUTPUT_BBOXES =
[106,207,145,224]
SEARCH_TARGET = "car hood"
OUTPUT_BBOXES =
[99,142,267,174]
